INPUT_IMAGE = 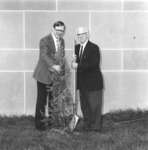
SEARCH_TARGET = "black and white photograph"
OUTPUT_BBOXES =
[0,0,148,149]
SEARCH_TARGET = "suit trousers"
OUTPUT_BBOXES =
[79,89,103,130]
[35,81,52,129]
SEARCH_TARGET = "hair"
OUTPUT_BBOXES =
[53,21,66,30]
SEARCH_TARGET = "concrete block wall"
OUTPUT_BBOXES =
[0,0,148,115]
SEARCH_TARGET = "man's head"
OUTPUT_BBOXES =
[76,27,89,44]
[52,21,66,39]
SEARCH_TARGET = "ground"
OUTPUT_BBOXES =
[0,109,148,150]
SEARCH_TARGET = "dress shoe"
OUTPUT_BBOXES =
[36,126,46,131]
[89,128,102,132]
[35,124,46,131]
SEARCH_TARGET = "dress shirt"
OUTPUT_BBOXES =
[51,32,60,52]
[79,40,88,57]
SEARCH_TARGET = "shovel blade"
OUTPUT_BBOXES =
[69,114,79,131]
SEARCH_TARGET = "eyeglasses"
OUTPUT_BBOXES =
[55,29,65,33]
[54,26,65,33]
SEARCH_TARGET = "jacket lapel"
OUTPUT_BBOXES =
[48,34,56,53]
[81,41,89,61]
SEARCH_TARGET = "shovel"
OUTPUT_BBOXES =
[68,40,80,132]
[68,68,80,132]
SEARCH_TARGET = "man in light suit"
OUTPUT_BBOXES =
[33,21,66,130]
[72,27,104,132]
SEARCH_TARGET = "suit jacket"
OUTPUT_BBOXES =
[75,41,104,91]
[33,34,65,84]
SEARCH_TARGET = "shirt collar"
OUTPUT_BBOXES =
[81,40,88,49]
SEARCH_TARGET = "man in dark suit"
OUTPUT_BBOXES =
[33,21,66,130]
[72,27,104,132]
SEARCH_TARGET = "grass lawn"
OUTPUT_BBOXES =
[0,109,148,150]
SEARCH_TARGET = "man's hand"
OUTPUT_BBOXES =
[71,62,78,69]
[52,65,61,72]
[72,55,77,62]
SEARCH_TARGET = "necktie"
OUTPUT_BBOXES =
[79,45,83,60]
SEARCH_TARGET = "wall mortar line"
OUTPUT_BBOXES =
[23,72,26,114]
